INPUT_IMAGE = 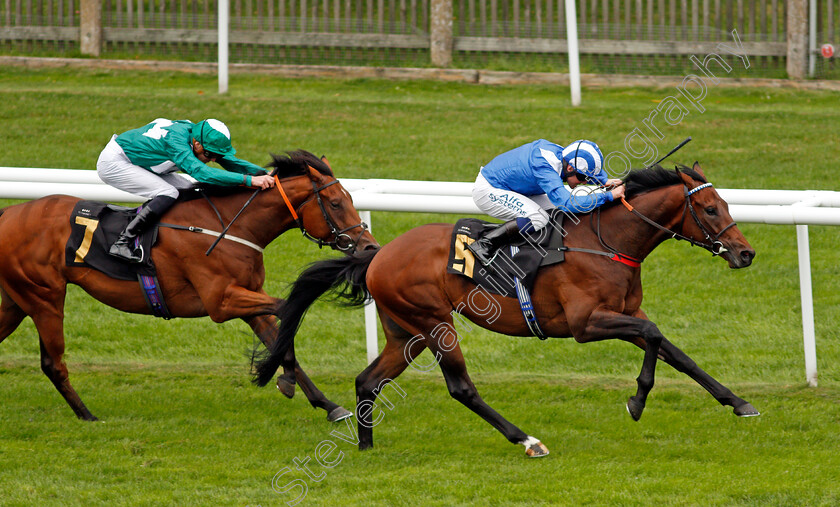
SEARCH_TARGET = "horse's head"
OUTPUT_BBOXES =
[295,155,378,254]
[676,162,755,268]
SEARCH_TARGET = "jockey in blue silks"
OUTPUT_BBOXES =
[468,139,625,266]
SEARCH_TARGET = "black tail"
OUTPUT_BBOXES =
[251,248,379,386]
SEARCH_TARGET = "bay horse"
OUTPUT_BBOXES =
[253,163,758,457]
[0,150,377,422]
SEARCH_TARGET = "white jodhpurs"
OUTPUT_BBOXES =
[96,135,193,200]
[472,172,554,230]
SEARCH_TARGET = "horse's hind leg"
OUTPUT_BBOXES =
[430,326,549,457]
[33,312,98,421]
[246,315,351,422]
[358,313,548,457]
[3,279,97,420]
[355,312,421,451]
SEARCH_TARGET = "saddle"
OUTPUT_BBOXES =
[446,210,567,298]
[65,200,170,318]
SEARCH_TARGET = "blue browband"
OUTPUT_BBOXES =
[687,182,713,196]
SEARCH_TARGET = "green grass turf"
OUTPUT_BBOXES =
[1,66,839,505]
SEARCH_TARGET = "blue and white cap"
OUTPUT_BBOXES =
[562,140,606,185]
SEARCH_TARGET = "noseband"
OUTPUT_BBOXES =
[621,182,737,256]
[274,175,368,253]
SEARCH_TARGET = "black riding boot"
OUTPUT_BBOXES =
[466,220,522,266]
[109,195,176,263]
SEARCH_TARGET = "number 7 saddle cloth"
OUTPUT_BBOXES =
[65,200,158,282]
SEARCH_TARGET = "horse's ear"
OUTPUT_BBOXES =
[306,165,324,182]
[692,161,706,178]
[676,167,696,187]
[320,155,333,171]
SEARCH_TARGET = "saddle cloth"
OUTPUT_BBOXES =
[65,201,158,281]
[446,211,567,297]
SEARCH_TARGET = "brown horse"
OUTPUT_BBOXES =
[0,150,377,422]
[254,163,758,457]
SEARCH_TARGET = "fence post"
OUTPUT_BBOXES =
[80,0,103,57]
[786,0,808,79]
[219,0,229,94]
[430,0,453,67]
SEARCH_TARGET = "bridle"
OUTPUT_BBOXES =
[619,181,737,256]
[274,173,369,253]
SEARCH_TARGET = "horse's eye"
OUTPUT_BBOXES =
[330,201,341,209]
[705,206,717,216]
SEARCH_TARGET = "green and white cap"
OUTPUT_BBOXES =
[194,119,236,158]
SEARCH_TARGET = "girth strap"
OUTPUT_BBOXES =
[138,274,172,320]
[562,246,642,268]
[510,245,548,340]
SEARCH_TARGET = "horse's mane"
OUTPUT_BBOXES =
[267,150,334,179]
[623,164,707,198]
[174,149,334,202]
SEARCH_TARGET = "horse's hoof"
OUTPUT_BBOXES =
[734,402,760,417]
[626,397,644,421]
[276,377,295,399]
[524,440,549,458]
[327,407,353,422]
[359,441,373,451]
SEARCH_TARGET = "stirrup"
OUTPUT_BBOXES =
[109,238,143,263]
[466,239,497,266]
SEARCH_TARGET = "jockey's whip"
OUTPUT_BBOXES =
[205,187,262,256]
[622,136,693,210]
[649,136,692,168]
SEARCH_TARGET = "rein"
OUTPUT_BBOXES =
[204,187,262,255]
[273,171,368,252]
[195,164,367,256]
[566,180,735,267]
[619,182,737,256]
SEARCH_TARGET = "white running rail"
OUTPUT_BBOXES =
[3,167,837,386]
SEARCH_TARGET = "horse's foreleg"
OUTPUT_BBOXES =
[0,289,27,345]
[628,309,758,417]
[245,314,350,422]
[657,337,759,416]
[209,286,282,323]
[576,309,665,421]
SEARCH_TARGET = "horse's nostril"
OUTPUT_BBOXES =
[741,250,755,263]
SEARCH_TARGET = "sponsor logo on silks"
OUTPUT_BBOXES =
[489,193,525,209]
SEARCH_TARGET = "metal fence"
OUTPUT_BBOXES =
[1,0,838,77]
